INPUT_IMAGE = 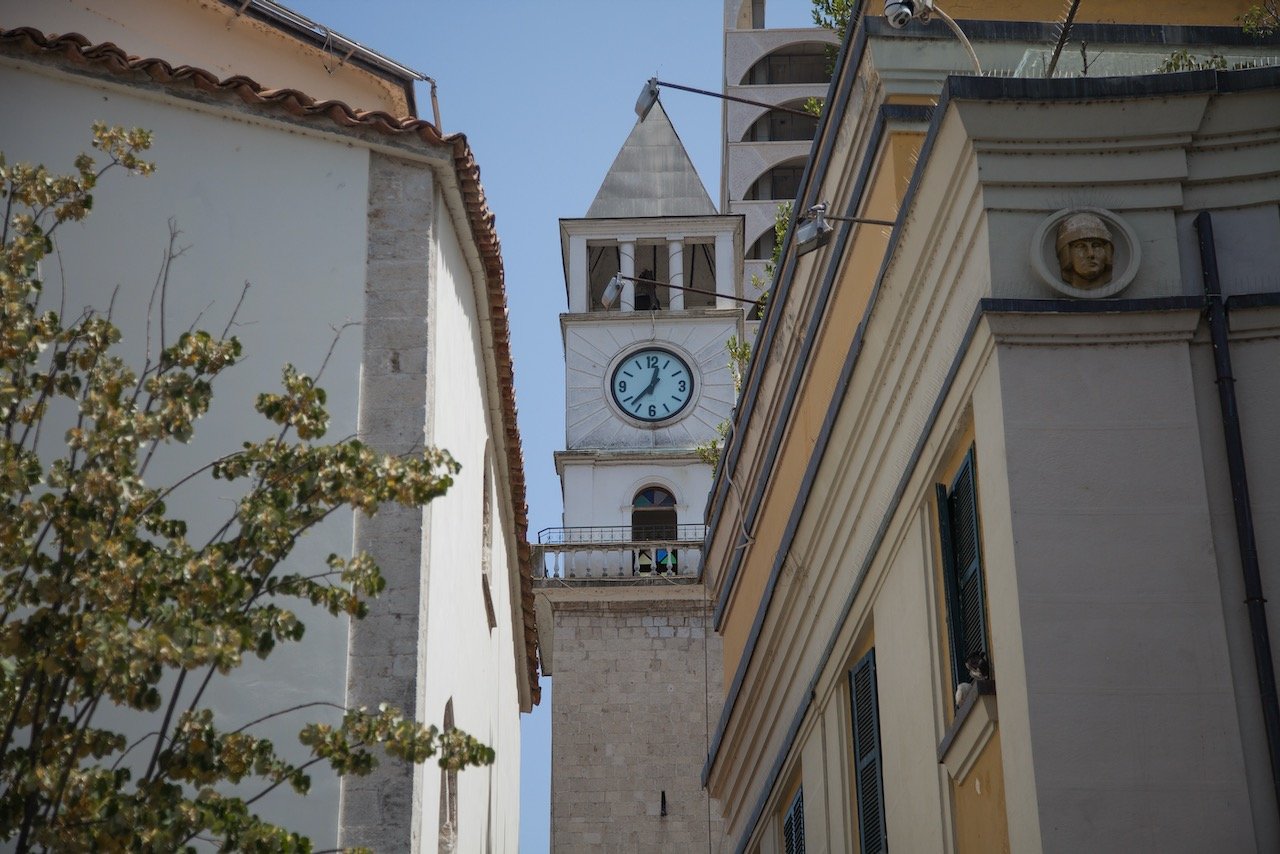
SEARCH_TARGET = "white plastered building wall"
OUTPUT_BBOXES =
[417,186,523,852]
[0,5,533,851]
[0,54,367,850]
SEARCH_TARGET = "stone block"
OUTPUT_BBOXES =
[366,284,430,320]
[366,225,430,263]
[360,372,427,410]
[362,317,429,352]
[366,260,428,294]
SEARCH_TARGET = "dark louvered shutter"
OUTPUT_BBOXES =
[938,449,987,689]
[850,650,887,853]
[782,788,805,854]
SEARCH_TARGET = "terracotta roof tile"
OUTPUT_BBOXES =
[0,26,541,706]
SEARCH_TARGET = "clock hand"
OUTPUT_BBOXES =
[643,367,661,398]
[635,367,661,402]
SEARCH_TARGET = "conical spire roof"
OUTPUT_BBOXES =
[586,101,717,218]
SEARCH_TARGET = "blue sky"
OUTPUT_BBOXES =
[286,2,815,849]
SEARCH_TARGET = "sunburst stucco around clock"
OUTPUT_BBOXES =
[563,312,738,450]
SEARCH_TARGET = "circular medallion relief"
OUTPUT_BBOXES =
[1030,207,1140,299]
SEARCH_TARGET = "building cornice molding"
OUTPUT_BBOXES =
[983,305,1202,345]
[559,307,746,329]
[559,213,744,234]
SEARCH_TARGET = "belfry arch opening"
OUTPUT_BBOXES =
[586,239,719,311]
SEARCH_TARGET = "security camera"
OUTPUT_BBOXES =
[884,0,934,28]
[883,0,917,28]
[883,0,983,72]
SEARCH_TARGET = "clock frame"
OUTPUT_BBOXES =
[607,345,696,425]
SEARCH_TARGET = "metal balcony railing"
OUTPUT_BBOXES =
[532,524,706,580]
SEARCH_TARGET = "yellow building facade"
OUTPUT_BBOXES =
[703,3,1280,852]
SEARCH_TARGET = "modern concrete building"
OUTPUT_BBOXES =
[0,1,538,851]
[533,103,753,851]
[722,0,838,300]
[702,2,1280,853]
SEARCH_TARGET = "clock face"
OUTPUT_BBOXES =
[609,347,695,423]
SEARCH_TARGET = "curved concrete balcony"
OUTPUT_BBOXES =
[727,139,814,202]
[744,259,772,297]
[725,26,839,89]
[532,524,706,582]
[731,198,796,257]
[725,83,829,142]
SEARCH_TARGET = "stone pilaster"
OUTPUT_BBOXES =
[339,151,435,852]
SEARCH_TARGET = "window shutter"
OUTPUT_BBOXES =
[936,481,963,689]
[850,650,887,853]
[782,787,805,854]
[939,450,987,688]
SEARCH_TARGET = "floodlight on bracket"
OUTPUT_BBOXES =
[635,77,818,122]
[795,203,897,256]
[601,273,763,310]
[884,0,982,75]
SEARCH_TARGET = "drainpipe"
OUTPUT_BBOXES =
[426,77,443,135]
[1195,210,1280,822]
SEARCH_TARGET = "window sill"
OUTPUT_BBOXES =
[937,679,997,785]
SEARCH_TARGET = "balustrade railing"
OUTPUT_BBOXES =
[532,524,706,580]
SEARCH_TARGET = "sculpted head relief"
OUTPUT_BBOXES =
[1055,212,1114,289]
[1031,207,1139,299]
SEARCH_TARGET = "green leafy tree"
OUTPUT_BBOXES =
[805,0,858,115]
[0,126,492,852]
[811,0,856,42]
[1161,2,1278,74]
[695,334,754,466]
[748,201,792,297]
[1241,1,1279,36]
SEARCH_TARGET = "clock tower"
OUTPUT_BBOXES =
[534,102,745,851]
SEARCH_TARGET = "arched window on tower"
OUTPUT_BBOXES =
[632,487,678,575]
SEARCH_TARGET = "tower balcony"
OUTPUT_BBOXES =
[532,524,706,582]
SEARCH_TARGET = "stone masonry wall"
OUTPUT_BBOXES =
[339,151,434,851]
[551,595,725,852]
